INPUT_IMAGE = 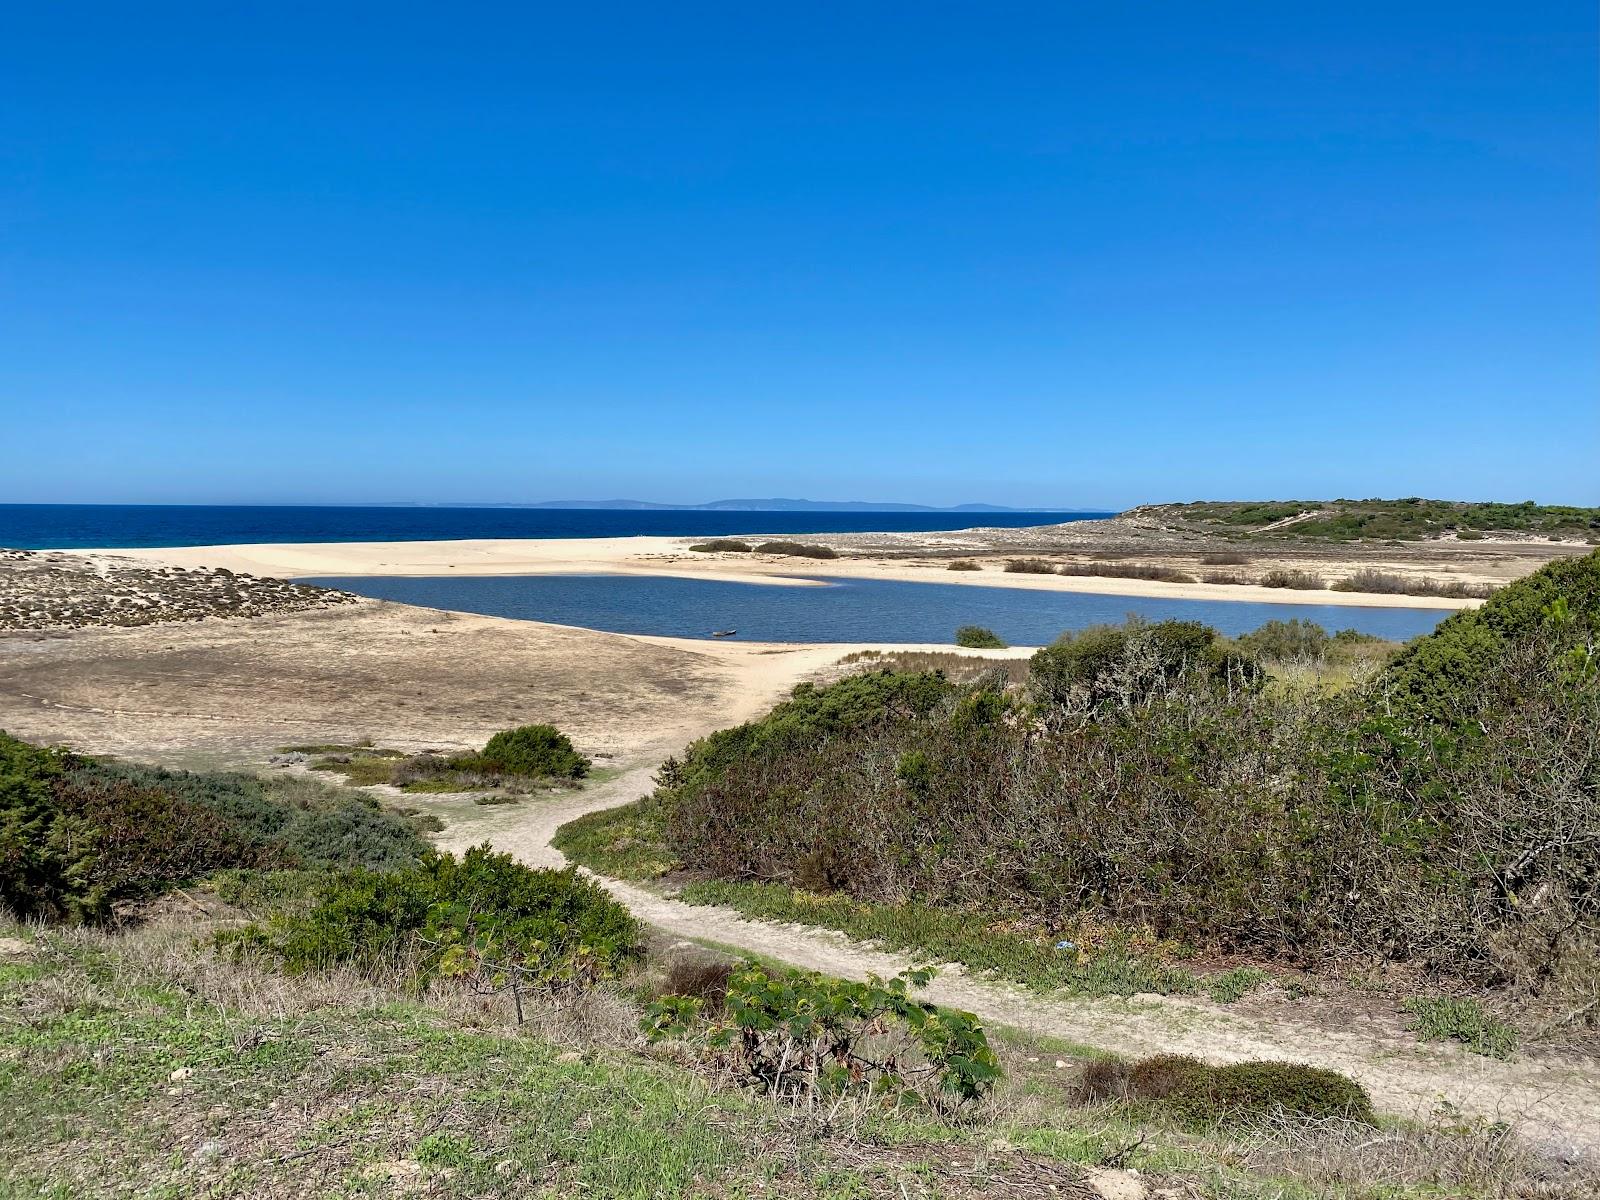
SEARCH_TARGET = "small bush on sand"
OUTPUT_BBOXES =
[946,559,982,571]
[955,625,1007,649]
[1202,569,1250,585]
[1333,568,1495,599]
[688,539,752,553]
[753,541,838,559]
[1055,561,1196,583]
[1259,568,1326,590]
[478,725,589,780]
[1004,557,1056,574]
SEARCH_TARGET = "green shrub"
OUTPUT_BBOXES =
[1237,618,1330,663]
[688,539,752,553]
[1077,1054,1372,1123]
[229,844,640,991]
[478,725,589,779]
[1383,549,1600,725]
[645,962,999,1107]
[1168,1060,1374,1124]
[954,625,1007,649]
[753,541,838,559]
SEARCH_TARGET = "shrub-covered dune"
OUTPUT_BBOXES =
[584,551,1599,995]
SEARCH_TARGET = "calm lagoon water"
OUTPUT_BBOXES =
[0,504,1106,550]
[307,573,1450,644]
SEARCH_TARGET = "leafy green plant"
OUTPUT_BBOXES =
[644,962,1000,1108]
[954,625,1007,649]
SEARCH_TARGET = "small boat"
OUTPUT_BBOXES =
[711,629,737,638]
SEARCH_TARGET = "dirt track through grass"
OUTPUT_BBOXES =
[434,741,1600,1159]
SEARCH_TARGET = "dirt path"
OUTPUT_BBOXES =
[438,743,1600,1159]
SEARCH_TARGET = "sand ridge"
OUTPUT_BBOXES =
[85,536,1481,610]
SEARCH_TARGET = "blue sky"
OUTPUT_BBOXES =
[2,4,1595,509]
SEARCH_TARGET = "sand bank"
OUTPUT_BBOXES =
[90,537,1479,610]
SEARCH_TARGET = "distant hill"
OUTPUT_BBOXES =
[1128,498,1600,543]
[520,498,1050,513]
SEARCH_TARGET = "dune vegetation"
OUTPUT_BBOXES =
[560,552,1600,1011]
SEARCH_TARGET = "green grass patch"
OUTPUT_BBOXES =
[1403,996,1519,1060]
[552,796,676,880]
[672,880,1269,1003]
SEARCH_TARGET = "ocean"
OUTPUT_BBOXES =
[0,504,1108,550]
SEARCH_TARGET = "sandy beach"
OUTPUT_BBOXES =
[89,535,1484,610]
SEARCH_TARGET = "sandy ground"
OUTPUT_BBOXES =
[0,595,1008,768]
[93,536,1483,610]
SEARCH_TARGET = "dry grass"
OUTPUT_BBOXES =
[837,649,1030,686]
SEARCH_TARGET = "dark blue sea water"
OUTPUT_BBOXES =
[0,504,1107,550]
[306,573,1448,644]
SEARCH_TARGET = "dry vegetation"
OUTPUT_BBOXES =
[0,548,357,630]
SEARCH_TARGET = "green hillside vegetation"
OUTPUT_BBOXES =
[1,736,429,921]
[1156,498,1600,542]
[562,552,1600,1001]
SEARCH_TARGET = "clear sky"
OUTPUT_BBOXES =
[2,3,1595,509]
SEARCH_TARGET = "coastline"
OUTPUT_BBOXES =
[82,535,1483,611]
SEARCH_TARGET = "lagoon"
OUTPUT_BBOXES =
[307,573,1450,644]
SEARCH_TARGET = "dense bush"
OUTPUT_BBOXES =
[1236,618,1331,663]
[1028,619,1260,710]
[0,734,427,921]
[946,560,982,571]
[646,554,1600,991]
[478,724,589,779]
[1079,1054,1373,1124]
[753,541,838,559]
[227,844,640,993]
[954,625,1007,649]
[688,539,752,553]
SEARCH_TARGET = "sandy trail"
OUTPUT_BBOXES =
[436,733,1600,1160]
